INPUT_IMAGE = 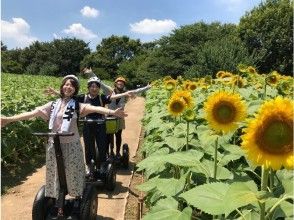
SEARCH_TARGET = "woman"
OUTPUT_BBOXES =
[76,77,133,174]
[1,75,127,215]
[107,76,151,159]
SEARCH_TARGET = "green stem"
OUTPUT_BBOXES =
[269,169,274,193]
[263,79,267,100]
[260,166,269,220]
[213,137,219,180]
[186,121,190,151]
[265,195,294,219]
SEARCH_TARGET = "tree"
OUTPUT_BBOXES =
[81,35,142,79]
[18,38,90,76]
[134,22,254,79]
[1,41,7,51]
[238,0,293,74]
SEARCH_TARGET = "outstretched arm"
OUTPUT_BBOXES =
[81,104,127,118]
[131,84,152,94]
[1,109,40,128]
[109,91,135,100]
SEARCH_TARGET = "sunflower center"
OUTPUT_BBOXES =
[171,101,185,113]
[257,119,293,154]
[213,101,236,124]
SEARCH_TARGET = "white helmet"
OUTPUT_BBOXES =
[87,77,101,86]
[63,74,79,85]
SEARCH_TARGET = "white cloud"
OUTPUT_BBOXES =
[63,23,98,40]
[80,6,100,18]
[53,33,60,39]
[130,19,177,34]
[1,17,38,48]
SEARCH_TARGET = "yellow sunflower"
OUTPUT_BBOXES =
[189,82,197,91]
[220,72,233,79]
[164,79,177,91]
[247,66,257,74]
[241,97,293,170]
[204,91,247,133]
[231,76,246,88]
[167,97,186,117]
[266,71,281,86]
[183,80,191,90]
[216,71,226,78]
[172,90,194,108]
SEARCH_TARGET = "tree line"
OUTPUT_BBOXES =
[1,0,292,87]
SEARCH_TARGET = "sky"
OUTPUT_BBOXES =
[1,0,263,51]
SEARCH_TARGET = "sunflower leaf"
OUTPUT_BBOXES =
[180,182,258,216]
[164,136,187,151]
[164,150,204,167]
[149,197,178,213]
[143,207,192,220]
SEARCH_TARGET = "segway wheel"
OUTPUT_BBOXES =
[122,143,129,169]
[80,185,98,220]
[32,185,55,220]
[105,163,116,191]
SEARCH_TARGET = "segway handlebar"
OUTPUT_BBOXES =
[32,132,74,137]
[79,118,105,124]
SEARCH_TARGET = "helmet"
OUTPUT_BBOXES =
[88,77,100,84]
[87,77,101,87]
[115,76,126,83]
[63,74,79,85]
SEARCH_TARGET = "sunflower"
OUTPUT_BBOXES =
[164,79,177,91]
[241,97,293,170]
[220,72,233,79]
[231,76,246,88]
[247,66,257,74]
[266,71,280,86]
[167,97,186,117]
[183,80,191,90]
[183,109,196,122]
[204,91,247,133]
[172,90,194,108]
[189,82,197,91]
[216,71,226,78]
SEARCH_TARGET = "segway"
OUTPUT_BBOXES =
[106,117,129,169]
[79,118,117,191]
[32,132,98,220]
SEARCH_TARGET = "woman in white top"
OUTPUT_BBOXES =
[1,75,127,215]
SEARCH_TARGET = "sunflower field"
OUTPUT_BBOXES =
[137,66,294,220]
[1,73,91,166]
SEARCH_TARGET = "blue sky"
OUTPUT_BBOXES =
[2,0,263,50]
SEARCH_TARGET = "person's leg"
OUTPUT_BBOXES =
[83,124,96,170]
[95,124,107,166]
[115,129,123,156]
[107,133,115,157]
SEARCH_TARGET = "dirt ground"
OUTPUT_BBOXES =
[124,128,148,220]
[1,96,145,220]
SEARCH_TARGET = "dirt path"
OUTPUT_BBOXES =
[1,97,145,220]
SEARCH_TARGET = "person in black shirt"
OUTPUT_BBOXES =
[76,77,133,173]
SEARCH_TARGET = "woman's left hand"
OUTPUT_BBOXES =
[113,108,128,118]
